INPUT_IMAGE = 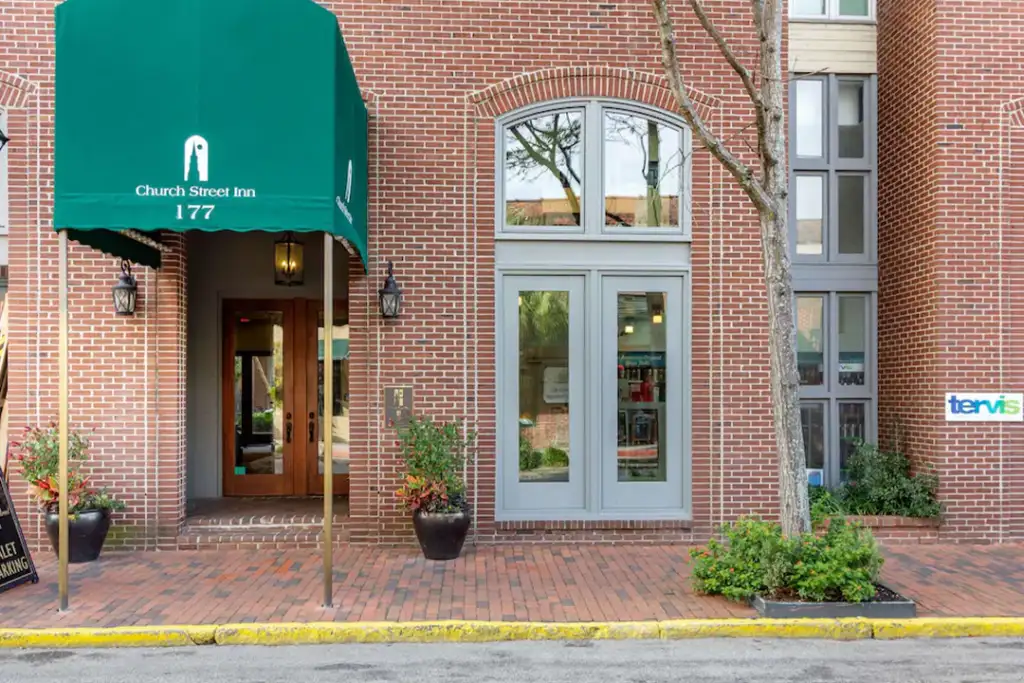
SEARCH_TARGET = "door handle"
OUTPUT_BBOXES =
[285,412,293,443]
[309,412,315,443]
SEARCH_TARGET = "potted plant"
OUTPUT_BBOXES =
[10,423,126,563]
[395,416,475,560]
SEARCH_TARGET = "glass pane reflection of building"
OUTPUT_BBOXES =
[232,311,285,476]
[318,315,349,476]
[616,292,668,483]
[517,290,571,483]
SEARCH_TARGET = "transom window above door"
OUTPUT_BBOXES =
[499,100,692,237]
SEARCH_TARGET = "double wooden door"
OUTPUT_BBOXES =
[222,299,349,497]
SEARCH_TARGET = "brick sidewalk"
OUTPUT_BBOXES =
[1,544,1023,628]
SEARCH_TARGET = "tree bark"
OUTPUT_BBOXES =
[651,0,810,536]
[756,0,809,539]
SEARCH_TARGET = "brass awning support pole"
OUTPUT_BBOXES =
[322,232,333,608]
[58,229,69,611]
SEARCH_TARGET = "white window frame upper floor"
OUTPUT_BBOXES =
[790,0,875,22]
[496,98,692,242]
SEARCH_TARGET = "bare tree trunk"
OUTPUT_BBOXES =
[651,0,810,536]
[646,120,661,226]
[757,0,810,538]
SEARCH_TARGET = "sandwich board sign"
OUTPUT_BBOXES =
[0,462,38,595]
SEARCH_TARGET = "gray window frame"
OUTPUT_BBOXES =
[495,263,693,522]
[496,99,693,241]
[795,290,877,489]
[789,75,877,266]
[494,100,695,522]
[500,274,588,514]
[789,72,878,490]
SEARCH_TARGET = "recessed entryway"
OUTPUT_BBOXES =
[222,298,349,497]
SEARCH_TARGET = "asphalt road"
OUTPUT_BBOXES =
[2,639,1024,683]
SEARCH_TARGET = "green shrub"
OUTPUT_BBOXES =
[809,485,843,526]
[252,410,273,433]
[689,516,883,603]
[836,440,941,518]
[541,446,569,468]
[396,416,474,503]
[518,434,542,471]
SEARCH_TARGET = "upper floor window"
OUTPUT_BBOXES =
[791,0,874,20]
[789,75,876,263]
[500,100,691,237]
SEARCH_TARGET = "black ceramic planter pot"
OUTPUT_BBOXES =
[412,508,470,560]
[44,509,112,563]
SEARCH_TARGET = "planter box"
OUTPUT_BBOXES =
[751,585,916,619]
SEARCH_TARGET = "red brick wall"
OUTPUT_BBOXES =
[336,0,779,544]
[877,0,940,465]
[2,0,808,548]
[1005,106,1024,541]
[879,0,1024,541]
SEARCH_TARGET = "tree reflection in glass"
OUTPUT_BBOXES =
[517,291,571,483]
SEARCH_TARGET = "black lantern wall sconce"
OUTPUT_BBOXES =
[378,260,402,319]
[112,260,137,316]
[0,128,9,153]
[274,231,305,286]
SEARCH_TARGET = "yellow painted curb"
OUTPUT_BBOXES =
[661,618,872,640]
[4,618,1024,647]
[213,621,663,645]
[872,617,1024,640]
[0,626,200,648]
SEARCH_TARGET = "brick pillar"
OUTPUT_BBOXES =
[154,234,188,548]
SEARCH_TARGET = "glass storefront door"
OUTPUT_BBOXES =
[501,275,586,513]
[498,272,689,519]
[601,276,685,511]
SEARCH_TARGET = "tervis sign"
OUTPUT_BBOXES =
[945,393,1024,422]
[134,135,257,220]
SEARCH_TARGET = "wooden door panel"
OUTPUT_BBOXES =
[221,299,297,496]
[305,299,350,496]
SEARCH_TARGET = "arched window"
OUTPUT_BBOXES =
[498,100,691,237]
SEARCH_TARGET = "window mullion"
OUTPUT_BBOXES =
[585,103,603,235]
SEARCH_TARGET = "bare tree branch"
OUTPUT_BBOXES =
[651,0,809,537]
[687,0,765,138]
[750,0,764,31]
[651,0,771,212]
[509,126,581,223]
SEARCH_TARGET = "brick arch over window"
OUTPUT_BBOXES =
[0,71,36,109]
[470,66,719,121]
[1006,98,1024,129]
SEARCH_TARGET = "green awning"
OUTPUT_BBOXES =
[54,0,368,270]
[318,339,349,361]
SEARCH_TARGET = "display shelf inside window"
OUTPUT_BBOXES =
[838,351,866,386]
[616,352,666,480]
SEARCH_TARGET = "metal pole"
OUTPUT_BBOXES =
[322,233,333,608]
[58,229,69,612]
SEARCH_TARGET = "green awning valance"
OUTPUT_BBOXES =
[54,0,368,270]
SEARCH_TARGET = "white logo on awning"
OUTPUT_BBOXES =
[184,135,209,182]
[335,159,353,224]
